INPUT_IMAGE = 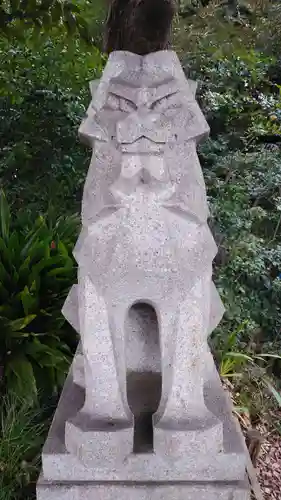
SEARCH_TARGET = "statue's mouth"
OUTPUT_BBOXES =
[119,137,164,155]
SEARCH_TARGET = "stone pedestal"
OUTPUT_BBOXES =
[37,50,251,500]
[37,350,250,499]
[38,480,249,500]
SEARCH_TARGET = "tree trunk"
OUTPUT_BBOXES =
[104,0,176,55]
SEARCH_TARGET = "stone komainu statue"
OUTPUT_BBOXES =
[62,49,241,469]
[37,49,250,500]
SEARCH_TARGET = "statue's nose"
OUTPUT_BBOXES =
[140,167,156,184]
[134,106,159,125]
[117,107,160,144]
[138,105,157,119]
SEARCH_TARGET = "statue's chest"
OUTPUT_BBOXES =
[82,203,210,293]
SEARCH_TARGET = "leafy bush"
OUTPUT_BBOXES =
[201,144,281,342]
[0,0,96,40]
[0,30,104,215]
[174,4,281,347]
[0,190,79,401]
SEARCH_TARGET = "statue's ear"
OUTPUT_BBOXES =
[91,52,142,111]
[79,110,110,146]
[187,80,198,99]
[90,80,101,98]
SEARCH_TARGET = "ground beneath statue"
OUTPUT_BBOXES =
[257,422,281,500]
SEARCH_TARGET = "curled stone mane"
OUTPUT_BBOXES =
[104,0,176,55]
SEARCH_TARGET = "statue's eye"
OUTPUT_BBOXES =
[151,96,168,112]
[106,94,137,112]
[151,94,181,112]
[119,97,137,113]
[106,94,120,110]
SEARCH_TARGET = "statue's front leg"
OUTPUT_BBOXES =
[64,274,134,467]
[153,276,223,458]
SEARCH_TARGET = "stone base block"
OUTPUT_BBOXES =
[154,415,223,458]
[37,476,250,500]
[65,415,133,467]
[41,354,249,483]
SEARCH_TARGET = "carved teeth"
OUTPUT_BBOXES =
[120,137,164,154]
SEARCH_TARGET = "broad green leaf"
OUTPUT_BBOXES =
[54,213,79,240]
[9,314,37,331]
[12,268,19,283]
[6,356,37,402]
[20,286,38,315]
[57,239,69,258]
[223,321,249,354]
[0,236,11,268]
[226,352,255,363]
[0,260,10,284]
[18,255,31,279]
[219,357,237,377]
[255,354,281,360]
[30,278,40,294]
[25,339,70,368]
[56,368,67,388]
[7,231,21,263]
[29,239,51,263]
[20,218,46,259]
[0,189,10,241]
[44,242,50,259]
[221,372,243,378]
[29,254,64,281]
[10,330,32,338]
[47,265,72,276]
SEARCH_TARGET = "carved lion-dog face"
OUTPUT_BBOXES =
[79,51,209,219]
[89,63,198,201]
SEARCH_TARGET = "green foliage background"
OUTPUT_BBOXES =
[0,27,104,214]
[174,0,281,350]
